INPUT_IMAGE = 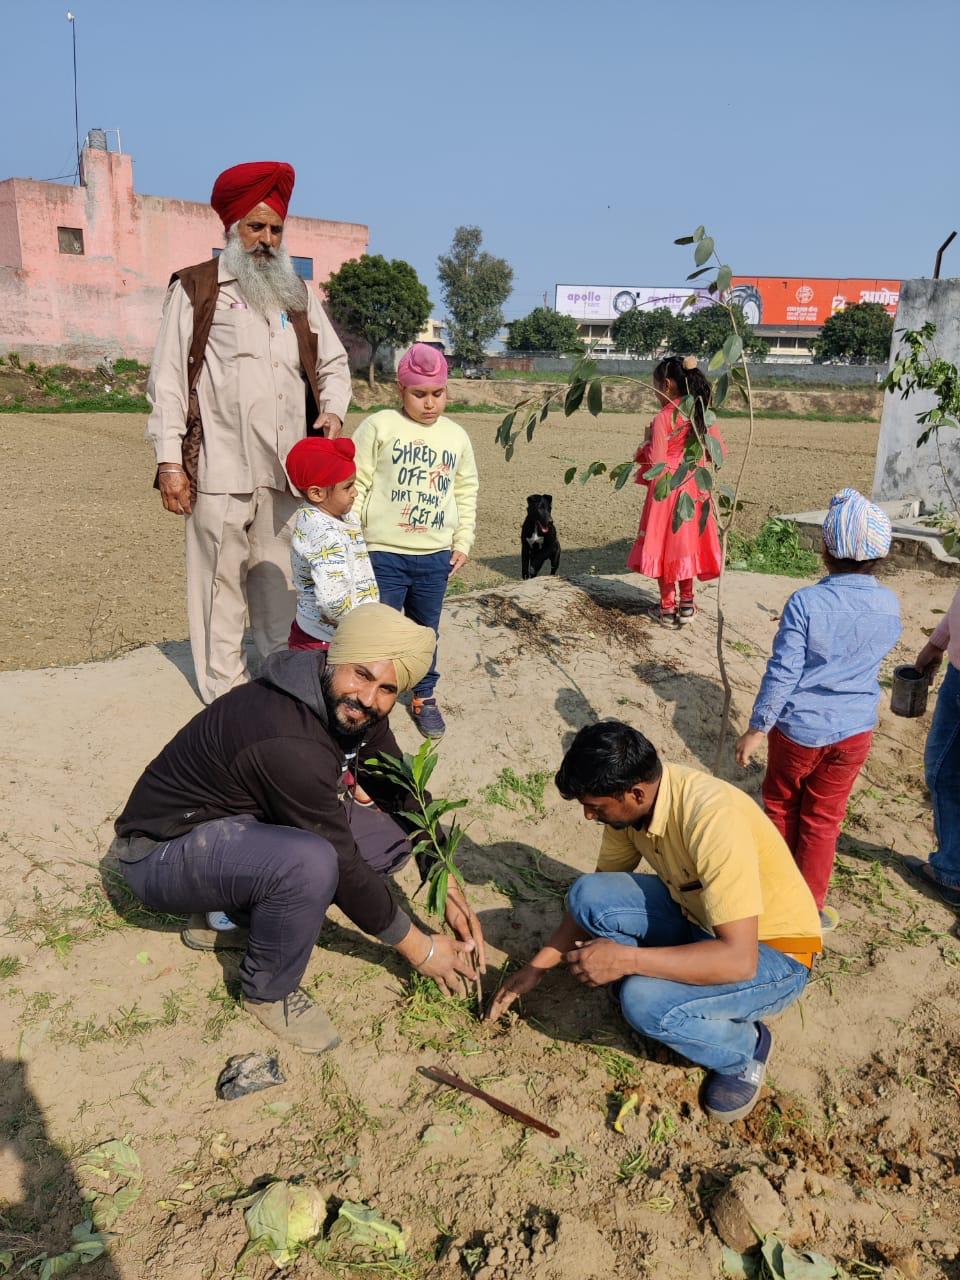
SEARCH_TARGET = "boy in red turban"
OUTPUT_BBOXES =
[284,437,380,651]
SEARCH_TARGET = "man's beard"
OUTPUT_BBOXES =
[221,226,307,316]
[321,669,384,742]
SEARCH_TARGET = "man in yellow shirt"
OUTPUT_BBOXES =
[488,721,822,1122]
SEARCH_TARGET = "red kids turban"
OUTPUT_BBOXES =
[210,161,296,231]
[285,437,357,492]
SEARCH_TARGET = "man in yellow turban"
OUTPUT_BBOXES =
[112,605,483,1053]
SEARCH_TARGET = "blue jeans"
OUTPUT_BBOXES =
[369,549,450,698]
[567,872,809,1075]
[927,662,960,888]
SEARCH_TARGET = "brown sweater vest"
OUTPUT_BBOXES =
[157,257,325,499]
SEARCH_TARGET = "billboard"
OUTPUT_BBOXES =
[728,277,900,329]
[555,284,711,322]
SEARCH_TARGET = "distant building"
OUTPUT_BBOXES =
[0,138,368,368]
[553,277,901,363]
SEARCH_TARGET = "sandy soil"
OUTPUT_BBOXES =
[2,566,960,1280]
[0,408,878,671]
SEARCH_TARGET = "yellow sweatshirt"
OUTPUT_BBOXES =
[352,409,479,556]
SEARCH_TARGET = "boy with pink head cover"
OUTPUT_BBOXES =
[352,344,479,738]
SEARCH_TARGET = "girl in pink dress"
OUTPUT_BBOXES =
[627,354,725,625]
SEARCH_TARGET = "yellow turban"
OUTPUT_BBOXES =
[327,603,436,694]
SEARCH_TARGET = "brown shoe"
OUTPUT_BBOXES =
[181,913,249,952]
[245,987,341,1054]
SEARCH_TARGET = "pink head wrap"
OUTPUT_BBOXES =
[397,343,448,388]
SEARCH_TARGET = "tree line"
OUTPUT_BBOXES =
[323,231,895,384]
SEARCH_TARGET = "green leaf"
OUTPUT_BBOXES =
[642,463,666,480]
[497,412,515,446]
[699,500,711,535]
[705,434,724,467]
[78,1140,141,1184]
[694,235,715,266]
[708,347,726,372]
[716,265,732,293]
[780,1242,838,1279]
[587,378,603,417]
[671,462,692,489]
[564,380,586,416]
[672,491,696,532]
[242,1179,327,1268]
[720,1245,761,1279]
[679,395,696,421]
[693,225,705,241]
[713,372,729,407]
[539,402,550,422]
[611,462,634,490]
[39,1252,82,1279]
[703,408,717,427]
[723,334,744,364]
[694,467,713,491]
[686,267,712,280]
[673,235,695,245]
[654,474,671,501]
[328,1201,407,1257]
[564,466,577,485]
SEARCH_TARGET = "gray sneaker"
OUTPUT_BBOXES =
[181,913,249,952]
[245,987,341,1054]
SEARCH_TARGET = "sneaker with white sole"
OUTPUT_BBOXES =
[181,913,249,952]
[245,987,341,1054]
[702,1023,772,1123]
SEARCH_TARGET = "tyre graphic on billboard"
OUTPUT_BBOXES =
[727,283,763,327]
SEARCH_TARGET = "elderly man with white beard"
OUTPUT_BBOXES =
[146,161,352,704]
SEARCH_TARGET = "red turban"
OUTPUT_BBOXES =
[285,437,356,491]
[210,161,296,231]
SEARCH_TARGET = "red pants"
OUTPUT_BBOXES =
[287,619,329,651]
[659,577,694,611]
[762,727,873,909]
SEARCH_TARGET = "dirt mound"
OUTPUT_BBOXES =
[2,573,959,1278]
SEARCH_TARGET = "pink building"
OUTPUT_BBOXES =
[0,143,368,367]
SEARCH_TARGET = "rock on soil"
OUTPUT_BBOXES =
[710,1169,786,1251]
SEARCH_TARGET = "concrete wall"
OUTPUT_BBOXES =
[487,353,886,384]
[872,278,960,510]
[0,147,368,367]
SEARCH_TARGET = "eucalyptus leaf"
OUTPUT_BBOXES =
[694,235,715,266]
[642,463,666,480]
[693,225,705,241]
[564,466,577,485]
[674,235,695,245]
[687,267,712,280]
[564,380,586,416]
[587,378,603,417]
[708,348,726,372]
[612,463,634,490]
[706,434,724,467]
[654,474,671,501]
[716,265,732,293]
[695,467,713,491]
[713,372,729,407]
[723,334,744,364]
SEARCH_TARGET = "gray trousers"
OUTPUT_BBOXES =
[118,805,411,1002]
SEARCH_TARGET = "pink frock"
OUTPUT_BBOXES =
[626,403,724,584]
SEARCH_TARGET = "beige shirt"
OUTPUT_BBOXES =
[146,255,352,494]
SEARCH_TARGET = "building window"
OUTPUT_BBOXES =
[58,226,84,255]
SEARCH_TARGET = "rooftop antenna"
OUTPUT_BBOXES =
[66,11,80,183]
[934,231,957,280]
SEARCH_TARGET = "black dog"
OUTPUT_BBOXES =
[521,494,561,579]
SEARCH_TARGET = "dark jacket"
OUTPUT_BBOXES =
[115,650,415,942]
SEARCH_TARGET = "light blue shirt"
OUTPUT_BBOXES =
[750,574,902,748]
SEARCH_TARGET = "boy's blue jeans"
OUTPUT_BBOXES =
[368,550,450,699]
[927,662,960,888]
[567,872,809,1075]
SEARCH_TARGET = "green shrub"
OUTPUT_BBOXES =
[726,517,820,577]
[113,357,145,374]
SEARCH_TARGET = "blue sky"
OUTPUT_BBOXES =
[2,0,958,320]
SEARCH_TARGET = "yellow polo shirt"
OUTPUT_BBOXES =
[596,763,821,960]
